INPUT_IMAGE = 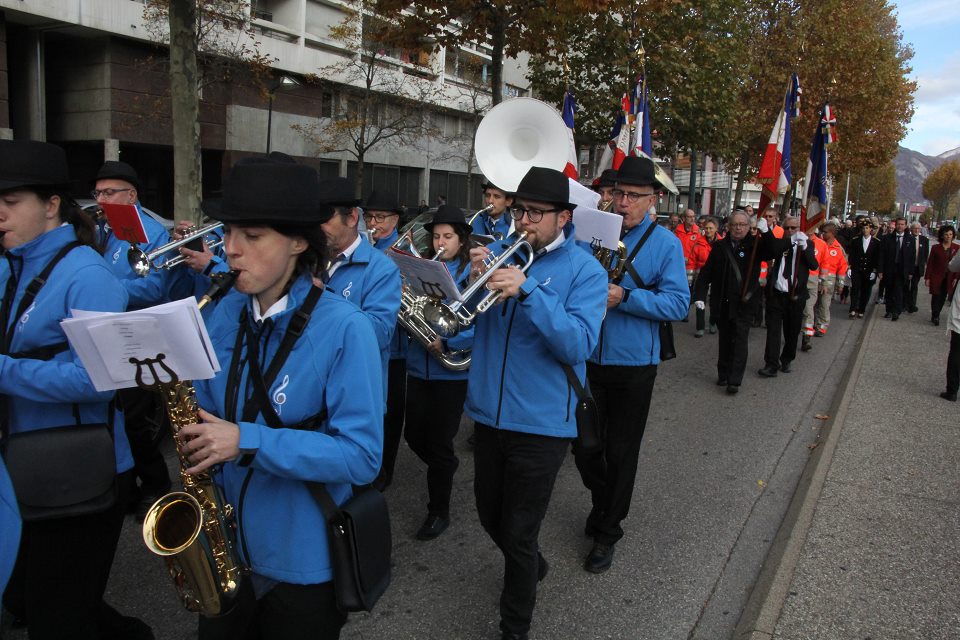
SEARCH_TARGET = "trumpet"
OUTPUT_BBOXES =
[423,232,534,338]
[128,222,224,277]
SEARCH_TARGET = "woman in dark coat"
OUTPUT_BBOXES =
[926,224,959,326]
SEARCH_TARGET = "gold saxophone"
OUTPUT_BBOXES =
[138,271,244,616]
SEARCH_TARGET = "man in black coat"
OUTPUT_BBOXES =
[759,216,819,377]
[878,217,916,321]
[846,217,881,317]
[907,221,930,313]
[693,208,790,394]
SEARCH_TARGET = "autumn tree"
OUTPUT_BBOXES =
[923,160,960,222]
[852,162,897,215]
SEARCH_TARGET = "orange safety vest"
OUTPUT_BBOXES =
[818,238,848,279]
[808,235,827,278]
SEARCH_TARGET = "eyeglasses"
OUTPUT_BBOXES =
[610,189,656,203]
[91,188,132,199]
[362,212,398,223]
[509,206,560,223]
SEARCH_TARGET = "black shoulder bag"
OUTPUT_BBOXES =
[1,242,119,521]
[237,285,390,613]
[561,364,601,454]
[614,223,677,361]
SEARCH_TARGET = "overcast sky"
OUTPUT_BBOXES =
[894,0,960,156]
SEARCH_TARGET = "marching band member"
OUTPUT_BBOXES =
[0,140,148,639]
[467,167,607,640]
[403,205,474,540]
[182,158,383,639]
[473,179,515,241]
[364,189,403,250]
[592,169,618,210]
[574,156,689,573]
[318,181,401,490]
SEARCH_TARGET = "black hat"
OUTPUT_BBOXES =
[201,158,329,224]
[424,204,470,235]
[594,169,618,188]
[363,189,404,216]
[481,178,510,194]
[615,156,663,189]
[318,177,361,207]
[0,140,70,192]
[95,160,141,192]
[512,167,575,211]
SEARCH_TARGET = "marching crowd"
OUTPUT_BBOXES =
[0,136,957,640]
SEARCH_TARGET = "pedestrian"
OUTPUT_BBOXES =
[941,250,960,402]
[847,218,880,318]
[925,224,959,326]
[878,217,916,321]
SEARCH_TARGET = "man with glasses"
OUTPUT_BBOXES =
[574,156,688,574]
[467,166,607,640]
[362,189,404,250]
[694,208,790,394]
[759,216,817,377]
[472,179,515,241]
[756,207,785,328]
[319,180,402,488]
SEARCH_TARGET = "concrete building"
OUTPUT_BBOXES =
[0,0,529,216]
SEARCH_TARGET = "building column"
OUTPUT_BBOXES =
[339,157,348,178]
[104,138,120,161]
[26,30,45,140]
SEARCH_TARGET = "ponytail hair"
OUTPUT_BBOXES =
[32,186,100,252]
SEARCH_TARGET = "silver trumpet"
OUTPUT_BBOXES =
[423,232,534,338]
[128,222,224,277]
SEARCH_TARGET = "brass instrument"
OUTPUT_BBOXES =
[129,222,225,277]
[139,271,244,617]
[467,204,494,227]
[592,239,630,281]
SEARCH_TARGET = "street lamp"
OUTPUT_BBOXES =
[266,74,300,154]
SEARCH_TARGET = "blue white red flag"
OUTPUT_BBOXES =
[756,73,801,213]
[562,90,579,179]
[630,76,653,158]
[800,103,837,231]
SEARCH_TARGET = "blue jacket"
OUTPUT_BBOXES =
[464,225,608,438]
[195,274,383,584]
[0,225,134,473]
[0,458,20,594]
[372,229,409,360]
[588,216,690,366]
[99,203,172,309]
[471,212,514,242]
[405,258,474,381]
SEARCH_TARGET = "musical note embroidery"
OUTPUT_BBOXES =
[342,282,353,299]
[18,302,36,331]
[272,375,289,416]
[112,247,122,264]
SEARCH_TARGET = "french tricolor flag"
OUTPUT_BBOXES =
[757,74,801,213]
[562,90,579,179]
[800,103,837,232]
[630,76,653,158]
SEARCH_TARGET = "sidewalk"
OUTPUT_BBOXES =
[736,289,960,640]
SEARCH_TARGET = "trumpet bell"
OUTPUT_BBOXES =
[129,246,153,277]
[422,299,461,339]
[475,98,570,192]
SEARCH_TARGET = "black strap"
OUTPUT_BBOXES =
[611,222,657,287]
[561,363,589,402]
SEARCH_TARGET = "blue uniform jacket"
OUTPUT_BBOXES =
[471,212,514,242]
[195,274,383,584]
[464,224,608,438]
[405,258,474,381]
[100,203,171,309]
[588,216,690,366]
[0,459,20,594]
[0,225,134,473]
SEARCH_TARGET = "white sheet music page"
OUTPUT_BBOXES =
[573,207,624,251]
[387,250,463,302]
[61,297,220,391]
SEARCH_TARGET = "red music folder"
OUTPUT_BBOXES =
[99,203,147,244]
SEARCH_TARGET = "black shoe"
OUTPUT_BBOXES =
[892,314,899,321]
[501,633,529,640]
[780,361,792,373]
[538,552,549,582]
[584,542,615,574]
[99,603,155,640]
[726,385,739,395]
[933,317,940,326]
[716,378,728,386]
[758,365,779,378]
[910,306,919,313]
[883,312,892,318]
[941,391,957,402]
[415,514,450,540]
[801,338,812,352]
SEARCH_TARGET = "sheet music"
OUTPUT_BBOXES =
[387,250,463,302]
[573,207,623,251]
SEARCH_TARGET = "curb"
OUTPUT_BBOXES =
[732,305,879,640]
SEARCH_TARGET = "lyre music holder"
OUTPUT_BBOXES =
[130,354,180,390]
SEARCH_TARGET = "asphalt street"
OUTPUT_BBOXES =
[1,298,864,640]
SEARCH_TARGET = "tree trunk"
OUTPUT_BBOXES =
[490,19,505,105]
[734,149,749,208]
[168,0,202,224]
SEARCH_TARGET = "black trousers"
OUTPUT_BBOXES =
[3,471,139,640]
[932,279,952,320]
[118,387,171,496]
[715,312,753,385]
[850,272,875,314]
[948,331,960,396]
[575,363,657,545]
[198,578,345,640]
[907,272,921,311]
[884,271,906,315]
[764,291,804,367]
[473,424,569,636]
[376,358,407,487]
[404,376,467,516]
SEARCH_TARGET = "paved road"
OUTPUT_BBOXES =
[1,300,863,640]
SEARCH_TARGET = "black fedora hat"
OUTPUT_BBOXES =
[512,166,575,211]
[424,204,470,234]
[480,178,510,194]
[318,177,361,207]
[594,168,618,188]
[0,140,70,192]
[615,156,663,189]
[95,160,141,192]
[201,158,329,224]
[363,189,404,216]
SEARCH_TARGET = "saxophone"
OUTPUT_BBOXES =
[139,271,244,616]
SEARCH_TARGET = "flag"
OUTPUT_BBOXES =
[756,74,801,213]
[561,90,579,179]
[800,103,837,232]
[596,111,624,173]
[630,76,653,158]
[611,93,632,169]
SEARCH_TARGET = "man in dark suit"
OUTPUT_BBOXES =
[693,208,790,394]
[907,221,930,313]
[878,217,915,321]
[846,217,881,318]
[759,216,818,377]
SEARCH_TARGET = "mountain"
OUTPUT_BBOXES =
[895,145,946,205]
